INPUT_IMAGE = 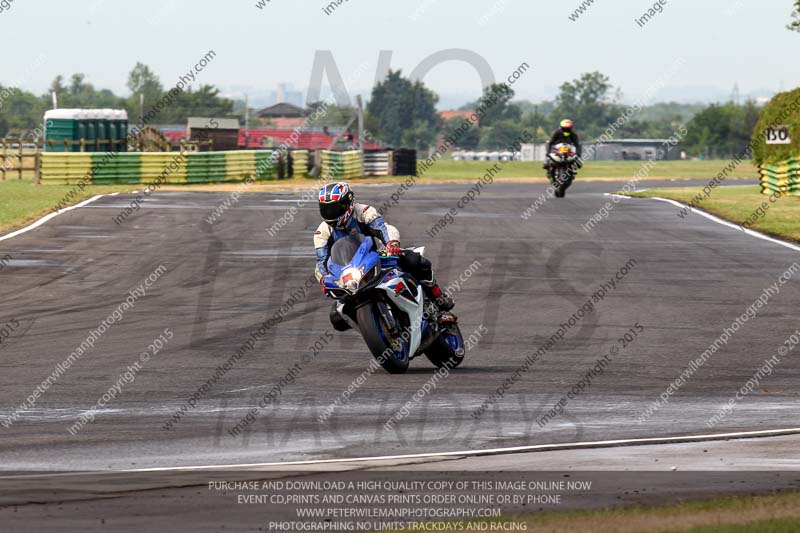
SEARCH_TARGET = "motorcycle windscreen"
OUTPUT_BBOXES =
[327,235,379,280]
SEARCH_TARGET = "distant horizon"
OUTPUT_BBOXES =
[0,0,796,112]
[9,73,781,113]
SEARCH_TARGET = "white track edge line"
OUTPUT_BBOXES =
[610,193,800,253]
[118,426,800,473]
[0,193,117,243]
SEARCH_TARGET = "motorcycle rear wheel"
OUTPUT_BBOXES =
[424,323,465,369]
[356,302,410,374]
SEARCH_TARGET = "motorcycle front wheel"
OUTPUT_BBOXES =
[554,168,573,198]
[356,302,410,374]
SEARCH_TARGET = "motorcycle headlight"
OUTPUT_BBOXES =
[340,267,364,293]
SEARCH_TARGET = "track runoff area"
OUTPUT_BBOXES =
[0,178,798,531]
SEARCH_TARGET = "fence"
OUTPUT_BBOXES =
[1,139,42,182]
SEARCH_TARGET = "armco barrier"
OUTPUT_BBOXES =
[40,150,283,185]
[759,159,800,196]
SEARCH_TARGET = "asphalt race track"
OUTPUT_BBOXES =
[1,178,798,471]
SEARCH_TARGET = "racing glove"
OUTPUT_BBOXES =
[384,240,402,257]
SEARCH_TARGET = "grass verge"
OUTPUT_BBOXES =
[628,185,800,243]
[0,179,135,233]
[421,159,758,180]
[381,491,800,533]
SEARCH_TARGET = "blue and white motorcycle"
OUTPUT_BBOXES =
[323,234,465,374]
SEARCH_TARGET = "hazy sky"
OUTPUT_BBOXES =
[1,0,797,107]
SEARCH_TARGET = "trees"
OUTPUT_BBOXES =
[305,101,357,129]
[520,106,552,142]
[52,73,124,109]
[366,70,440,147]
[479,120,525,150]
[682,101,761,158]
[551,71,625,138]
[127,63,163,102]
[0,63,237,135]
[402,121,439,151]
[790,0,800,31]
[475,83,521,127]
[122,63,234,124]
[160,84,234,123]
[0,86,47,134]
[442,116,480,149]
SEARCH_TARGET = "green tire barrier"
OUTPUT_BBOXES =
[321,150,361,180]
[92,152,143,185]
[254,151,276,180]
[40,150,284,185]
[759,159,800,196]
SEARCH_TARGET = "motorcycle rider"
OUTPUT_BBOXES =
[314,182,454,311]
[544,119,583,180]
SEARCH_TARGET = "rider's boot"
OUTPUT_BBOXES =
[422,279,454,311]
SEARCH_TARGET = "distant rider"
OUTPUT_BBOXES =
[314,182,454,311]
[544,119,583,180]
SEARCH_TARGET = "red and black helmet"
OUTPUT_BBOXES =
[319,182,355,228]
[560,119,574,131]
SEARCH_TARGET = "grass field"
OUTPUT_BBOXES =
[629,185,800,243]
[0,179,132,233]
[381,491,800,533]
[421,159,759,180]
[0,160,760,235]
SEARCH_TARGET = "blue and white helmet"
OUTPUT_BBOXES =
[318,182,355,228]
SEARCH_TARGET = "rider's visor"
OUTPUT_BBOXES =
[320,201,348,222]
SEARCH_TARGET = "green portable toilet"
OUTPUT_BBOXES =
[106,111,117,151]
[84,109,99,152]
[75,111,88,151]
[97,109,113,152]
[114,109,129,152]
[44,109,82,152]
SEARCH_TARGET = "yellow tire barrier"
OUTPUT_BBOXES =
[40,150,282,185]
[40,153,93,185]
[759,159,800,196]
